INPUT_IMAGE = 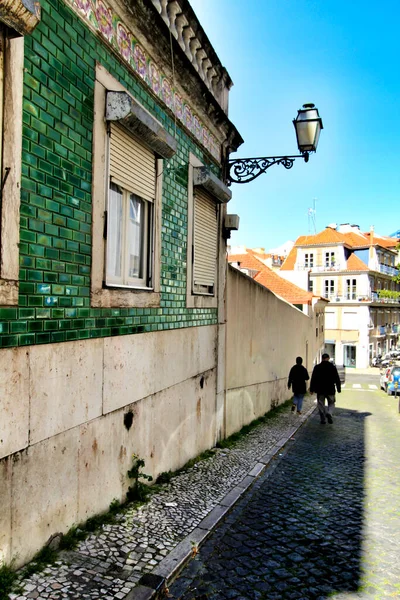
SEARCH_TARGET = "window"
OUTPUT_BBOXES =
[106,124,155,289]
[324,279,335,298]
[90,65,176,308]
[325,252,335,267]
[0,25,24,306]
[343,311,357,330]
[305,253,314,267]
[308,279,314,293]
[325,310,336,329]
[192,187,218,295]
[186,153,231,308]
[346,278,357,300]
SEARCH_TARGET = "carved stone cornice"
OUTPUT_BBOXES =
[0,0,41,36]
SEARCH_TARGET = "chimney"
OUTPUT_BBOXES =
[369,225,374,259]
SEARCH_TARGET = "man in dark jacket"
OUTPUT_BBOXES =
[287,356,309,415]
[310,353,341,424]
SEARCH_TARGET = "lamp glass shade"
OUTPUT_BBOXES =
[293,104,323,153]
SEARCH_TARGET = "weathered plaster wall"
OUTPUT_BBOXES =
[225,266,319,437]
[0,325,218,566]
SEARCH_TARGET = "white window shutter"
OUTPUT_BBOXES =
[109,123,155,202]
[193,188,218,293]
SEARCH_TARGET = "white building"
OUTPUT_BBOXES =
[279,224,400,368]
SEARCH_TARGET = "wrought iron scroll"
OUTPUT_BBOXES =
[227,153,309,185]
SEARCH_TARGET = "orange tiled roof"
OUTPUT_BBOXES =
[227,252,265,273]
[285,228,399,252]
[280,247,297,270]
[229,249,313,305]
[295,228,346,246]
[255,269,314,305]
[342,231,370,247]
[345,254,369,271]
[364,232,399,248]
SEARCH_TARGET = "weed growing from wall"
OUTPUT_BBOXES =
[126,454,153,502]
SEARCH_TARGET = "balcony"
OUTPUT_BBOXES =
[326,294,369,303]
[370,326,386,337]
[296,264,342,272]
[369,324,399,337]
[378,264,398,277]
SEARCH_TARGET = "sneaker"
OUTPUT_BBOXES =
[327,414,333,424]
[297,411,302,415]
[291,405,296,412]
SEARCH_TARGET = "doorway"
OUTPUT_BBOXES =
[344,345,356,368]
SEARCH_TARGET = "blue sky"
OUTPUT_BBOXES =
[190,0,400,250]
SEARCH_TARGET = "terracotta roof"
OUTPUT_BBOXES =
[254,269,314,305]
[342,231,370,247]
[364,232,399,248]
[280,247,297,270]
[286,228,399,252]
[345,254,369,271]
[227,252,265,273]
[295,228,346,246]
[228,249,313,305]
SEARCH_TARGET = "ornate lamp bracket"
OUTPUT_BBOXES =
[227,152,309,185]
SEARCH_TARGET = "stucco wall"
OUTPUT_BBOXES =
[225,266,320,437]
[0,325,219,566]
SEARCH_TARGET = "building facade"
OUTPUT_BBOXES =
[280,224,400,368]
[0,0,243,566]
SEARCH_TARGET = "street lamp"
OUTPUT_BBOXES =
[226,103,323,185]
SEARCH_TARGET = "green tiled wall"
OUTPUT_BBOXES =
[0,0,219,348]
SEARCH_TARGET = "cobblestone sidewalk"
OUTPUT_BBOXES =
[10,397,316,600]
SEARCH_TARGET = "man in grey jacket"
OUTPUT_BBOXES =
[310,353,341,424]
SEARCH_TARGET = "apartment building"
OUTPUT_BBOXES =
[280,224,400,368]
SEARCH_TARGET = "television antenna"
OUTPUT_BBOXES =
[307,198,317,234]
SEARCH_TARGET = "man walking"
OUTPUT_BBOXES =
[287,356,309,415]
[310,353,341,424]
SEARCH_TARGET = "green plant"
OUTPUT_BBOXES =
[21,545,58,579]
[59,499,124,551]
[378,289,400,300]
[126,454,153,502]
[0,561,18,598]
[155,470,173,484]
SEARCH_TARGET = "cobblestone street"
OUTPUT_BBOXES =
[169,387,400,599]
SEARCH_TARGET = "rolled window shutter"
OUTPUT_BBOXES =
[109,123,155,202]
[193,188,218,291]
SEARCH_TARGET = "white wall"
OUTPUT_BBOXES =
[0,326,219,566]
[225,266,322,437]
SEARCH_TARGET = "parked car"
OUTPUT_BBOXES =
[380,367,392,390]
[386,366,400,396]
[380,365,400,395]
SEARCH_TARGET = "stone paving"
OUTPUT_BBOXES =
[168,389,400,599]
[9,396,316,600]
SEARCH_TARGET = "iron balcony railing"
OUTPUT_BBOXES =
[378,264,399,277]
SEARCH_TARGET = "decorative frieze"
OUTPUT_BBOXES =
[65,0,221,161]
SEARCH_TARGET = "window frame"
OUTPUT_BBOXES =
[305,252,314,268]
[0,26,23,306]
[324,279,335,298]
[186,153,223,309]
[91,64,162,308]
[346,278,357,300]
[325,251,335,267]
[106,183,153,289]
